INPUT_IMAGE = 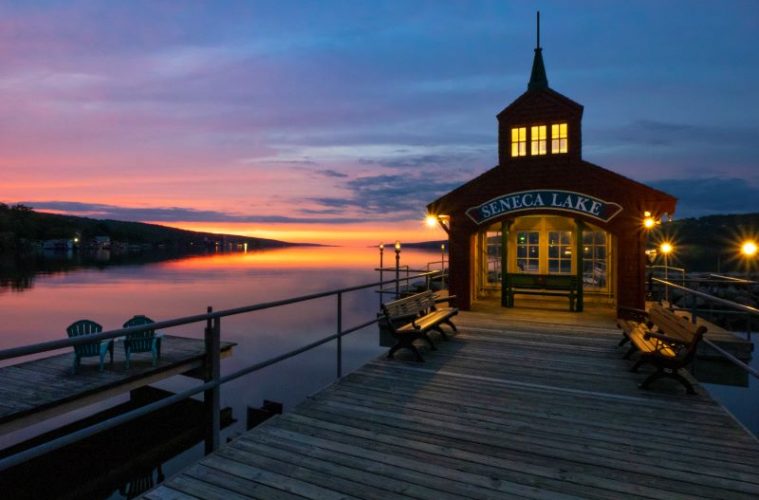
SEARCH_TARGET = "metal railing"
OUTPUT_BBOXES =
[0,270,441,472]
[651,277,759,380]
[647,265,686,284]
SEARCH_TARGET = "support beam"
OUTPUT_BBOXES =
[575,219,585,312]
[500,220,512,307]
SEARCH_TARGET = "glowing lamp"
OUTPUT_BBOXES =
[379,243,384,250]
[425,215,438,228]
[660,242,673,255]
[394,241,401,252]
[741,240,758,258]
[643,217,655,229]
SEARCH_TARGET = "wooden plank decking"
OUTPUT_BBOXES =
[0,335,234,437]
[146,308,759,499]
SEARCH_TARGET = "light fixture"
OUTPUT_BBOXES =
[660,242,673,255]
[741,240,758,258]
[394,241,401,252]
[425,214,438,228]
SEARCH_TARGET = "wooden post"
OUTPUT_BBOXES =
[500,220,511,307]
[336,291,343,378]
[575,219,584,312]
[502,221,510,307]
[204,306,221,454]
[378,244,384,308]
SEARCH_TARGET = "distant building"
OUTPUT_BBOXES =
[427,32,676,315]
[42,239,75,251]
[93,236,111,250]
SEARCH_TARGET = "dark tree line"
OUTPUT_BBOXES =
[0,203,292,253]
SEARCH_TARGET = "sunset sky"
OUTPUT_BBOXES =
[1,1,757,245]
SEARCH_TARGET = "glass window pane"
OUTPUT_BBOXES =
[517,246,527,258]
[529,247,539,258]
[526,260,539,272]
[528,232,539,244]
[548,246,559,258]
[595,232,606,244]
[561,232,571,245]
[549,261,559,273]
[560,261,572,273]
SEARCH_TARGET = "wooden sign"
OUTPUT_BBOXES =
[466,189,623,225]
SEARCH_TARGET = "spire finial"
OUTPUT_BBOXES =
[528,11,548,90]
[537,11,541,49]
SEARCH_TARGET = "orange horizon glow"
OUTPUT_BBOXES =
[154,220,448,247]
[160,245,443,271]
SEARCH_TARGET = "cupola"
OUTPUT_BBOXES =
[497,12,584,166]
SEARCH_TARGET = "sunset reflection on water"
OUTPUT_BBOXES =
[0,245,442,352]
[0,245,443,464]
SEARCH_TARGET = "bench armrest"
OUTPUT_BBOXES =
[643,330,688,347]
[618,306,649,322]
[434,295,457,303]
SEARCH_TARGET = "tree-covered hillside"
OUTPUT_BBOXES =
[654,213,759,272]
[0,203,295,251]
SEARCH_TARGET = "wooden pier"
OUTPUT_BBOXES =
[0,335,234,437]
[146,306,759,499]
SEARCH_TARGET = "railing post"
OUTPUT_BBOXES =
[747,312,752,341]
[395,250,400,299]
[379,244,384,308]
[204,306,221,454]
[336,291,343,379]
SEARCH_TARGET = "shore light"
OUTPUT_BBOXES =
[425,214,438,228]
[660,242,673,303]
[741,240,758,258]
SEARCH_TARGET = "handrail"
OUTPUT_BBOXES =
[0,271,439,471]
[0,270,441,362]
[648,264,686,274]
[0,317,377,472]
[651,277,758,380]
[702,338,759,380]
[708,273,756,284]
[652,277,759,316]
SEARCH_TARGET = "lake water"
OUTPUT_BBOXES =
[0,245,447,498]
[0,245,756,498]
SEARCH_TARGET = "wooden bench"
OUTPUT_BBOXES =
[617,303,707,394]
[380,290,458,362]
[504,273,578,311]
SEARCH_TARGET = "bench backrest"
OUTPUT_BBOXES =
[649,304,707,362]
[507,273,577,290]
[382,290,436,320]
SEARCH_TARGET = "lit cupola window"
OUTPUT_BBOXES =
[551,123,568,153]
[511,127,527,157]
[531,125,547,155]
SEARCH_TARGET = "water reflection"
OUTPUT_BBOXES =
[0,248,223,292]
[0,245,443,498]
